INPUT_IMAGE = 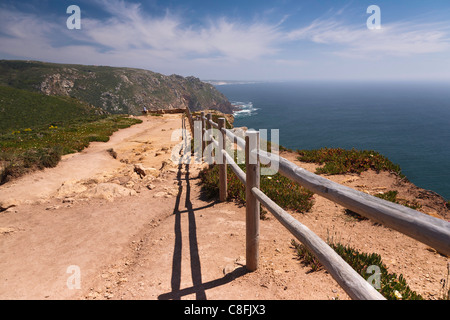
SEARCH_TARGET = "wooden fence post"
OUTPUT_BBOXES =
[218,118,227,202]
[206,113,214,166]
[245,131,260,272]
[193,117,203,164]
[185,107,194,135]
[200,112,206,158]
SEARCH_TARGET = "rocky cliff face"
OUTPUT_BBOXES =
[0,60,233,115]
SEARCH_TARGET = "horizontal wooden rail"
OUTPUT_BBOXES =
[198,113,450,255]
[188,110,450,300]
[222,150,246,184]
[210,120,219,129]
[251,187,385,300]
[223,128,246,150]
[256,150,450,256]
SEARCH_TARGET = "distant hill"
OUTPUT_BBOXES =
[0,86,107,133]
[0,60,233,115]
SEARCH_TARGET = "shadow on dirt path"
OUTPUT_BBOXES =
[158,162,247,300]
[158,115,247,300]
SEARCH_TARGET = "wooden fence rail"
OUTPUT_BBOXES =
[185,109,450,300]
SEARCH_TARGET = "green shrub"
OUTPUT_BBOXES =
[199,163,314,214]
[375,190,422,210]
[22,146,62,169]
[291,239,323,272]
[291,239,423,300]
[297,148,403,177]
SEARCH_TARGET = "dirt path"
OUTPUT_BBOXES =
[0,114,448,300]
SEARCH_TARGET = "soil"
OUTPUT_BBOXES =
[0,113,448,300]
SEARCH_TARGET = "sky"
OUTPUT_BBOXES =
[1,0,450,81]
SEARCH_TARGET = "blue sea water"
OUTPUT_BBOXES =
[216,81,450,200]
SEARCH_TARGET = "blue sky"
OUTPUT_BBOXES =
[1,0,450,81]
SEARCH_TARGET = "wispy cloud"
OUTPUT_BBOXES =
[77,0,283,61]
[1,1,450,80]
[286,17,450,58]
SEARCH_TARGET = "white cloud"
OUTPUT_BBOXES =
[1,1,450,80]
[286,18,450,58]
[80,0,282,61]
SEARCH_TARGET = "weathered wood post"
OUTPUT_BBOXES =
[193,117,203,164]
[245,130,260,272]
[218,118,227,202]
[185,107,194,135]
[200,111,206,158]
[206,113,214,166]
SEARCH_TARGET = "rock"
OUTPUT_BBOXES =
[56,180,88,198]
[134,164,159,178]
[134,164,146,177]
[46,205,60,211]
[153,192,167,198]
[0,227,16,235]
[0,199,21,211]
[223,264,236,276]
[235,256,246,266]
[81,183,137,201]
[62,198,75,204]
[117,278,128,284]
[164,187,179,196]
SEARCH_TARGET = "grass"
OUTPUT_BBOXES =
[291,239,423,300]
[0,115,142,184]
[297,147,404,177]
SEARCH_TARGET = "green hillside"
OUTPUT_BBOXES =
[0,60,233,115]
[0,86,105,133]
[0,85,141,184]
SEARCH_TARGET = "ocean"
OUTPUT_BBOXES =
[215,81,450,200]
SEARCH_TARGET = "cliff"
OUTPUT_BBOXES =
[0,60,233,115]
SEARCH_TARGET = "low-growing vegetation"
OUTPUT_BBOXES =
[345,190,423,221]
[199,163,315,214]
[0,86,105,133]
[0,115,142,184]
[297,147,404,177]
[291,239,423,300]
[192,111,234,129]
[0,84,142,184]
[374,190,422,210]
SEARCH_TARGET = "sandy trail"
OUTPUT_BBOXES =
[0,114,448,300]
[0,115,179,205]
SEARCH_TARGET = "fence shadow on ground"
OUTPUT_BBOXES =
[157,163,247,300]
[158,116,247,300]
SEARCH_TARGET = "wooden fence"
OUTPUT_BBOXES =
[185,108,450,300]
